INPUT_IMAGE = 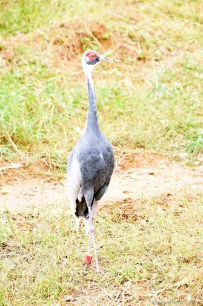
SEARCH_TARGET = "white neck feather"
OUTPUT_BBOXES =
[81,57,100,134]
[82,61,94,89]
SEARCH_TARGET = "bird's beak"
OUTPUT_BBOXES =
[100,56,121,63]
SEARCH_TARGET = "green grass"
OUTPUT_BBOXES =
[0,0,107,36]
[0,0,203,171]
[1,195,203,305]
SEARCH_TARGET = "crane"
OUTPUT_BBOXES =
[67,50,121,272]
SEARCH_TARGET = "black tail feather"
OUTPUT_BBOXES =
[75,197,89,218]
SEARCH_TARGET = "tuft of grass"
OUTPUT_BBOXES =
[1,194,203,305]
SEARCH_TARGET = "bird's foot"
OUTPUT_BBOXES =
[85,255,92,264]
[83,255,100,273]
[90,265,100,273]
[84,263,100,273]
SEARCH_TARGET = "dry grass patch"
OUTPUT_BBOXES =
[2,192,203,305]
[99,198,146,222]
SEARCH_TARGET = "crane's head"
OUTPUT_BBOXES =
[82,50,121,73]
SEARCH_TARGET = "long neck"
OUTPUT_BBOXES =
[84,69,100,134]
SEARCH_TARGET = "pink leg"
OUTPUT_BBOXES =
[75,216,80,235]
[86,201,99,272]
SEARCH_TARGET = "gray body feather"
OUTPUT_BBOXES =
[68,129,114,219]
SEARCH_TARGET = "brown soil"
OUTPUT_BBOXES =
[0,21,124,69]
[1,153,202,212]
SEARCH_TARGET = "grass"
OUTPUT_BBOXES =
[1,195,203,305]
[0,0,203,171]
[1,0,203,305]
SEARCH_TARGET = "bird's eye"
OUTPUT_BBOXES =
[89,54,96,60]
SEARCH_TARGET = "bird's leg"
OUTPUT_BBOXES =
[75,216,80,235]
[86,201,100,273]
[84,218,89,236]
[90,201,99,272]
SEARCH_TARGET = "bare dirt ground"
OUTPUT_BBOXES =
[0,153,202,211]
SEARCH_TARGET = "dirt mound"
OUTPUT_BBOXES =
[53,22,112,57]
[0,21,127,68]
